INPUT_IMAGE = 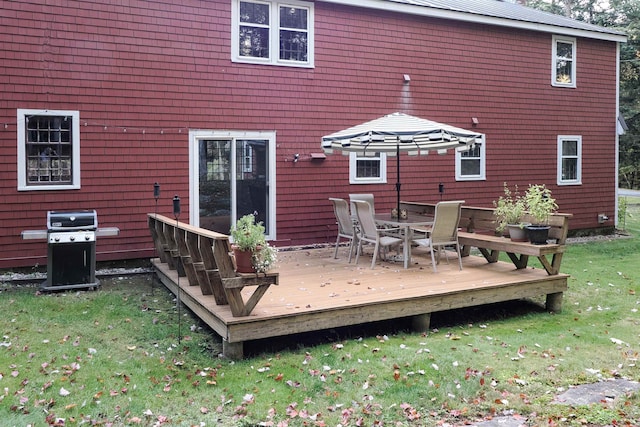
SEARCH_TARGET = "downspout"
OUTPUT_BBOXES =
[615,41,621,229]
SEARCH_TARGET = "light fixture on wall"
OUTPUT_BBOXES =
[471,117,479,126]
[403,74,411,84]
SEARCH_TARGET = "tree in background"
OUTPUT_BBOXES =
[525,0,640,189]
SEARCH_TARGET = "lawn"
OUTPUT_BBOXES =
[1,198,639,426]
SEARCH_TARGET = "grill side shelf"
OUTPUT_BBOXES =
[21,230,48,240]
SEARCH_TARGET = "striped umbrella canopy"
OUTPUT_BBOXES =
[321,112,484,214]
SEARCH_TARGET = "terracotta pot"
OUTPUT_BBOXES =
[232,245,256,273]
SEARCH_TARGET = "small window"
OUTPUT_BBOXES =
[349,152,387,184]
[557,135,581,185]
[17,109,81,191]
[552,35,576,88]
[232,0,314,68]
[455,138,485,181]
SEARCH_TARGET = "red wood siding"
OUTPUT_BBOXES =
[0,0,620,268]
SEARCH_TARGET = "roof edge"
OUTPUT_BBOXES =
[318,0,627,43]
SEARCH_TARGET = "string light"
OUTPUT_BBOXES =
[1,118,188,134]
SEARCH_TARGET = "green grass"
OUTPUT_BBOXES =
[2,199,640,426]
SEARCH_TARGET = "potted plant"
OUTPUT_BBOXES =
[524,184,558,244]
[230,214,277,273]
[493,183,529,241]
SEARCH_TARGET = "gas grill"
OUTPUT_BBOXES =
[21,210,119,291]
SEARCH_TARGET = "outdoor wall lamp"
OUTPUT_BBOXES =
[403,74,411,84]
[471,117,479,126]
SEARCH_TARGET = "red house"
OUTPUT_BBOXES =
[0,0,626,269]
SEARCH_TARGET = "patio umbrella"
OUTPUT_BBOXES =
[321,112,484,215]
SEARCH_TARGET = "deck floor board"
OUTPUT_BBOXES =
[152,245,568,357]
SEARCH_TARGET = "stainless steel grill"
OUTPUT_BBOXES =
[22,210,119,291]
[46,210,98,290]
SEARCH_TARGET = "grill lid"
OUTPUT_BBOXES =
[47,210,98,231]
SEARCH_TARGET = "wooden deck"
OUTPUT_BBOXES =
[152,244,568,359]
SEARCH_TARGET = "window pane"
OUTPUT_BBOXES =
[461,145,480,159]
[461,159,480,176]
[562,158,577,181]
[562,140,577,156]
[279,30,307,61]
[25,115,73,185]
[356,159,381,178]
[555,40,573,84]
[239,26,270,58]
[557,41,573,59]
[240,1,269,25]
[556,60,573,83]
[280,6,307,29]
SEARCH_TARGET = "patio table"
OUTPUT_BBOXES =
[375,213,433,269]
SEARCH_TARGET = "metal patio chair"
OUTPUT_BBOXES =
[352,200,404,269]
[329,197,357,262]
[412,200,465,272]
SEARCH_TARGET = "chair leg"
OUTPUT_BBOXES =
[456,244,463,270]
[371,241,379,269]
[333,235,340,259]
[347,238,355,263]
[429,246,437,273]
[442,246,450,265]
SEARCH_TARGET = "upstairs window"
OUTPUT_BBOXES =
[17,109,81,191]
[349,152,387,184]
[552,35,576,88]
[232,0,314,68]
[455,138,485,181]
[557,135,582,185]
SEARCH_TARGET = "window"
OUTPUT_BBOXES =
[552,35,576,88]
[557,135,581,185]
[17,109,81,191]
[349,152,387,184]
[455,138,485,181]
[232,0,314,67]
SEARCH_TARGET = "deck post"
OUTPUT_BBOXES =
[546,292,563,313]
[411,313,431,332]
[223,340,244,360]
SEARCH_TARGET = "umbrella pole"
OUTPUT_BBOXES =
[396,143,401,216]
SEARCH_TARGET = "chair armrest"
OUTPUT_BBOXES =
[378,226,403,237]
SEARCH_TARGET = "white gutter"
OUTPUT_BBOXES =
[319,0,627,43]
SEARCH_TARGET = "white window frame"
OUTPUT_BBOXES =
[557,135,582,185]
[231,0,314,68]
[455,137,486,181]
[189,130,277,240]
[349,152,387,184]
[17,109,81,191]
[552,35,576,88]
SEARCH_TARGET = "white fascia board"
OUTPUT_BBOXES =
[318,0,627,43]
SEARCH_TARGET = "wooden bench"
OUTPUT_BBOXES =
[400,202,572,275]
[147,213,278,317]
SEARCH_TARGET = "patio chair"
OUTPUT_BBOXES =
[412,200,465,273]
[329,197,357,262]
[352,200,404,269]
[349,193,375,219]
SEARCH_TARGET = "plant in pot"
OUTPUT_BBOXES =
[524,184,558,245]
[493,183,529,241]
[230,214,277,273]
